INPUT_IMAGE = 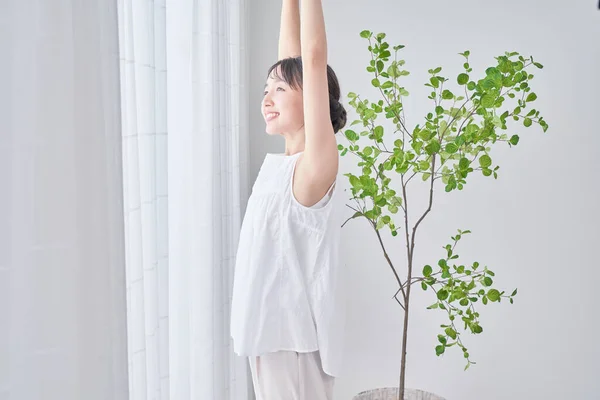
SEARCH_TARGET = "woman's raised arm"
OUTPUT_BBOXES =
[298,0,338,189]
[278,0,301,60]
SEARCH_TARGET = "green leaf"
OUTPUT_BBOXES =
[371,78,381,88]
[509,135,520,145]
[437,289,449,301]
[445,327,457,340]
[511,288,518,296]
[479,155,492,168]
[425,140,441,155]
[430,77,440,88]
[421,281,427,290]
[390,196,403,206]
[524,118,532,127]
[526,93,537,102]
[381,81,394,89]
[419,129,435,141]
[360,30,372,39]
[344,129,358,142]
[374,125,384,140]
[438,335,447,345]
[442,90,454,100]
[481,93,496,108]
[387,65,399,78]
[481,78,496,90]
[457,73,469,85]
[483,276,493,286]
[423,265,433,277]
[435,345,445,356]
[488,289,500,301]
[349,174,361,188]
[445,143,459,154]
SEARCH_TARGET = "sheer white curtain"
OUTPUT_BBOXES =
[0,1,128,400]
[119,0,250,399]
[117,0,169,399]
[167,0,250,398]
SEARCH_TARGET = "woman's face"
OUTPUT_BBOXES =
[262,67,304,136]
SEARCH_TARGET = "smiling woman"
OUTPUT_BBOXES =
[262,57,347,139]
[229,0,348,399]
[262,68,305,137]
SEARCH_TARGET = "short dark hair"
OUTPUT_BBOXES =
[266,56,347,134]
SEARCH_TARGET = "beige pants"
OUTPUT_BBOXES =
[248,350,335,400]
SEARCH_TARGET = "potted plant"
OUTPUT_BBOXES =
[339,30,548,400]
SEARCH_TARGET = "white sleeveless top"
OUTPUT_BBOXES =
[230,151,346,377]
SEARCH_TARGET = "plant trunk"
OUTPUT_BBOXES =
[398,155,435,399]
[398,260,412,400]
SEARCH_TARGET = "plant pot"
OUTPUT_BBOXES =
[352,387,446,400]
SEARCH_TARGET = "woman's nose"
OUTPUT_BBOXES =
[262,94,273,106]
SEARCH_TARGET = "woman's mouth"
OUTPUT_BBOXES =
[265,112,279,122]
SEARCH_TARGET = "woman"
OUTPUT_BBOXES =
[230,0,347,398]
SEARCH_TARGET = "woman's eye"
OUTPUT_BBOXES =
[263,87,284,96]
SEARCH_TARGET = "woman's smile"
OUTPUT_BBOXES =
[265,112,280,121]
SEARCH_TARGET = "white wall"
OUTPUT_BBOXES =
[249,0,600,398]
